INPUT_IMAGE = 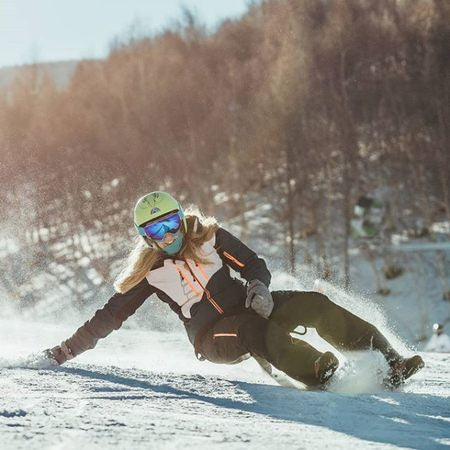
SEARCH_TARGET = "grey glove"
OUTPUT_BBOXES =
[245,279,274,318]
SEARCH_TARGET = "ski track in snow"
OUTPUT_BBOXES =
[1,320,449,449]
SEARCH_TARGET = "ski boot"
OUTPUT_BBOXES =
[314,351,339,385]
[387,355,425,388]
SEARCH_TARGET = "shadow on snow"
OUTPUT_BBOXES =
[57,366,449,450]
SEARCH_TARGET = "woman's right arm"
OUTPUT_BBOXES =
[47,278,155,364]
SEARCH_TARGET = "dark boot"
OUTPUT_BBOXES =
[387,355,425,387]
[314,351,339,385]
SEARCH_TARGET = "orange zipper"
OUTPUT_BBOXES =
[213,333,237,338]
[204,291,224,314]
[184,261,224,315]
[222,251,245,268]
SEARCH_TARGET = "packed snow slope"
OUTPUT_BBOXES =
[1,317,449,450]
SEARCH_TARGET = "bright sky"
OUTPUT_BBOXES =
[0,0,250,68]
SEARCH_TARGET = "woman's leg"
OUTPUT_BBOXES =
[198,313,329,386]
[198,314,268,365]
[270,291,401,363]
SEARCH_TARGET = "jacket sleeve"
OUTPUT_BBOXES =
[214,227,271,287]
[64,277,155,357]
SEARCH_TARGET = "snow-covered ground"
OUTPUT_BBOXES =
[1,230,449,449]
[1,316,449,450]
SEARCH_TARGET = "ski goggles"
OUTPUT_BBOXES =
[138,211,182,241]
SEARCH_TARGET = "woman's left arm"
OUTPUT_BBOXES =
[214,227,271,286]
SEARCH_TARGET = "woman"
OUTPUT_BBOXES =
[45,191,424,387]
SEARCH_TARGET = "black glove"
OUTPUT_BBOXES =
[43,342,74,365]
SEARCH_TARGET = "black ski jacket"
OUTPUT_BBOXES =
[64,227,271,357]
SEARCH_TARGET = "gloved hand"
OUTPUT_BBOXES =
[43,342,74,366]
[245,279,273,318]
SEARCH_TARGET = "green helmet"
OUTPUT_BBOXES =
[134,191,187,235]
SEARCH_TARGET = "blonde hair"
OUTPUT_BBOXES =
[114,206,219,294]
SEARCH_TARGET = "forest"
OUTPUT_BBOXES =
[0,0,448,313]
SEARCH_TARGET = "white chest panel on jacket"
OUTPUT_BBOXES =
[145,237,223,318]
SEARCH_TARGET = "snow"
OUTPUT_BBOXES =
[0,214,449,448]
[1,318,449,449]
[424,334,450,353]
[390,242,450,252]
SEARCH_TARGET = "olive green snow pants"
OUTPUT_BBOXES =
[198,291,400,386]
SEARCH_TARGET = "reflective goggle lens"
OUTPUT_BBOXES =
[141,212,182,241]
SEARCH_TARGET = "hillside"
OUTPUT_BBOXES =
[0,60,80,89]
